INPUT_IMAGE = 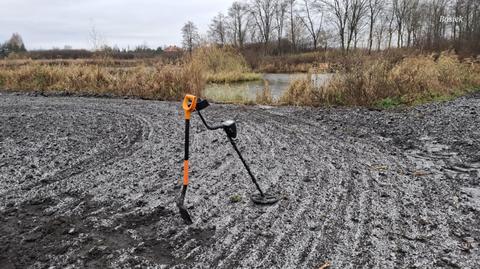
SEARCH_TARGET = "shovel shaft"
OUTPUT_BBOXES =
[183,119,190,186]
[177,94,197,225]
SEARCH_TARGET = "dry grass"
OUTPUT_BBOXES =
[0,61,203,100]
[0,58,168,68]
[252,49,408,74]
[205,72,261,84]
[0,46,261,100]
[255,81,273,104]
[279,74,319,106]
[255,51,330,73]
[281,52,480,107]
[191,46,261,83]
[2,49,478,107]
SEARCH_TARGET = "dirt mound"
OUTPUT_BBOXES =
[1,92,479,268]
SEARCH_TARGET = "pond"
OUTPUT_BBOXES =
[203,73,333,103]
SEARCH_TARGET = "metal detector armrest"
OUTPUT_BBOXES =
[195,98,210,111]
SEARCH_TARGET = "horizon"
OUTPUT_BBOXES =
[0,0,234,50]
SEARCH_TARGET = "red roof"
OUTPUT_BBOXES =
[164,46,182,53]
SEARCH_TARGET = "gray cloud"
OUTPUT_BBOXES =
[0,0,233,50]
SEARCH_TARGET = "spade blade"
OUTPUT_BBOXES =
[177,204,193,225]
[177,185,193,225]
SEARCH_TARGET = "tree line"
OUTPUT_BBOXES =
[0,32,168,59]
[182,0,480,55]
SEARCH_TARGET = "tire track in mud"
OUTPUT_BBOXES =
[195,108,376,268]
[0,104,151,202]
[229,106,475,268]
[247,109,374,268]
[248,113,340,268]
[0,99,189,268]
[180,108,329,268]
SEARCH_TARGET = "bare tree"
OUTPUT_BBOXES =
[346,0,367,51]
[374,13,387,50]
[393,0,416,47]
[430,0,448,45]
[201,0,479,53]
[89,25,107,51]
[286,0,298,51]
[208,13,228,45]
[182,21,199,55]
[229,1,249,48]
[404,0,420,47]
[457,0,480,45]
[322,0,350,51]
[386,2,396,48]
[274,0,288,53]
[451,0,462,40]
[366,0,383,53]
[300,0,324,49]
[250,0,278,52]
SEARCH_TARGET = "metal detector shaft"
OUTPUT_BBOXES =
[197,110,222,131]
[197,109,266,197]
[227,136,265,197]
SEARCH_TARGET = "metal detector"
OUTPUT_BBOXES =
[176,95,278,224]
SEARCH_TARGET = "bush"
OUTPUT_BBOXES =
[190,46,261,83]
[280,75,320,106]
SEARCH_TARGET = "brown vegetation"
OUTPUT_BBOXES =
[0,58,167,68]
[252,52,322,73]
[281,52,480,107]
[255,81,273,104]
[0,61,203,100]
[0,46,262,100]
[1,46,479,108]
[191,46,261,83]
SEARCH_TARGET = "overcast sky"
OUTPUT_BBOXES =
[0,0,234,50]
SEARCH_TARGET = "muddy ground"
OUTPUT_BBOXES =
[0,91,479,269]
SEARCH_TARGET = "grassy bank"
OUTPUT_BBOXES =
[0,61,204,100]
[191,46,262,83]
[2,48,479,107]
[0,46,262,100]
[281,52,480,107]
[249,49,405,74]
[253,52,322,73]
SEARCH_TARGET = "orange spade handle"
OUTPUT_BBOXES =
[182,94,197,120]
[183,160,189,185]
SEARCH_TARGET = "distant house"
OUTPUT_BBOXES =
[164,46,182,54]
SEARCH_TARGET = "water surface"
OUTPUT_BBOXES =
[204,73,333,102]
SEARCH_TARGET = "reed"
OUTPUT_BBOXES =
[281,52,480,107]
[0,61,204,100]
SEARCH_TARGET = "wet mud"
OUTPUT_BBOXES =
[1,92,479,268]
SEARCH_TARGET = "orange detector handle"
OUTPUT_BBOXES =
[182,94,197,120]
